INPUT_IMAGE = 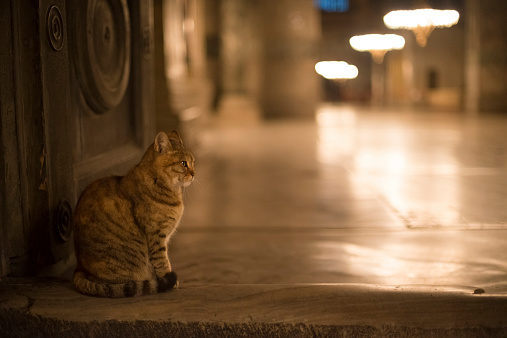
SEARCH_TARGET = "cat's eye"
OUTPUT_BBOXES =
[181,161,188,168]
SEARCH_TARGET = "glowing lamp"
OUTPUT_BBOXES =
[315,61,358,80]
[384,9,459,47]
[349,34,405,64]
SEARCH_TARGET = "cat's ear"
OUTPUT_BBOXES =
[154,132,170,153]
[168,130,184,149]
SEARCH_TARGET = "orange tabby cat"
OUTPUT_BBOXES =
[73,131,195,297]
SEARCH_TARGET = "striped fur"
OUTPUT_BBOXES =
[73,131,195,297]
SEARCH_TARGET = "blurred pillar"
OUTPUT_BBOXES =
[204,0,222,110]
[401,33,416,107]
[386,48,412,107]
[217,0,262,116]
[162,0,212,145]
[257,0,321,118]
[464,0,479,113]
[371,61,384,106]
[465,0,507,113]
[154,0,178,130]
[221,0,248,94]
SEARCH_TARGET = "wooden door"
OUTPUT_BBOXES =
[0,0,154,276]
[71,0,155,194]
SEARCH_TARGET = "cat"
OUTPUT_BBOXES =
[73,130,195,297]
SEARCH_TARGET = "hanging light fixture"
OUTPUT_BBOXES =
[315,61,358,80]
[383,5,459,47]
[349,34,405,64]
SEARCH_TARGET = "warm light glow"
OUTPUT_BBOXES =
[384,9,459,29]
[315,61,359,80]
[383,9,459,47]
[316,105,357,165]
[349,34,405,52]
[349,34,405,63]
[315,105,464,229]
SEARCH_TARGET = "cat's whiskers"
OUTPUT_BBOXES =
[185,177,206,198]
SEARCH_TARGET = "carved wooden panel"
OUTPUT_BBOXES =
[70,0,155,194]
[0,0,154,276]
[71,0,131,114]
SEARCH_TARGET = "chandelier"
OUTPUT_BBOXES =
[349,34,405,64]
[383,8,459,47]
[315,61,358,80]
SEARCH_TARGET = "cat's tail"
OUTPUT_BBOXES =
[73,270,178,298]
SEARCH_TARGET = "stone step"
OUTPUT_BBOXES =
[1,278,506,337]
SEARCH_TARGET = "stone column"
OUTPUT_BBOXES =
[257,0,321,118]
[467,0,507,112]
[371,61,385,106]
[221,0,249,94]
[464,0,480,113]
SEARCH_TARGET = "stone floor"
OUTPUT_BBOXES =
[175,101,507,293]
[2,100,507,337]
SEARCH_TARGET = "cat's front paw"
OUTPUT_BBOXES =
[157,271,178,293]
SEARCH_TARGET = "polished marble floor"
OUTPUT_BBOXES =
[171,101,507,293]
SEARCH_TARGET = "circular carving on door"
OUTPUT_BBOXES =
[55,200,73,242]
[47,5,64,51]
[72,0,131,113]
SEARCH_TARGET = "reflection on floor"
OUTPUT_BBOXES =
[172,103,507,293]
